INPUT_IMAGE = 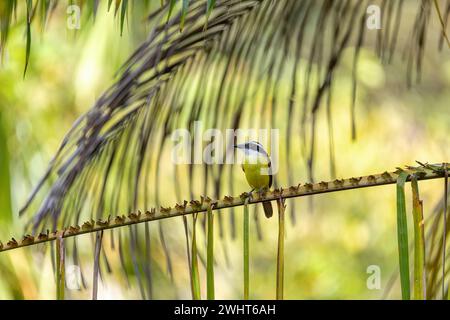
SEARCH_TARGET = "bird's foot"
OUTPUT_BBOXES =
[244,189,255,202]
[257,188,269,200]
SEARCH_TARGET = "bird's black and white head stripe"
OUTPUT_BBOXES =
[234,141,269,157]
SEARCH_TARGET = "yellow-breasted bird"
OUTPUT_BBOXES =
[235,141,273,218]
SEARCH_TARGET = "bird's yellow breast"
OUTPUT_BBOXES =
[242,155,270,190]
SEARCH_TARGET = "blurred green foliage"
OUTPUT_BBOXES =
[0,1,449,300]
[0,108,12,222]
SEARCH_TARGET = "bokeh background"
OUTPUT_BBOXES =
[0,1,449,299]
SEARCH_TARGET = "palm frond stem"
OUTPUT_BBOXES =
[0,163,448,253]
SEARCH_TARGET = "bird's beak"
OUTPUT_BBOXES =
[234,143,243,149]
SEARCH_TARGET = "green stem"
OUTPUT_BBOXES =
[276,198,285,300]
[243,198,250,300]
[191,214,201,300]
[92,230,103,300]
[206,205,215,300]
[396,171,411,300]
[444,167,448,300]
[55,233,65,300]
[411,175,426,300]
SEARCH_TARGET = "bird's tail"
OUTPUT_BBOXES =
[262,201,273,218]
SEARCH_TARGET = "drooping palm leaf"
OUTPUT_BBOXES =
[18,0,444,235]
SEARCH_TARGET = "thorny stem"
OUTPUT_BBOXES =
[0,163,448,253]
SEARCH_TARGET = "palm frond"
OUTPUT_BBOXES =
[4,0,448,299]
[18,0,447,232]
[0,0,191,75]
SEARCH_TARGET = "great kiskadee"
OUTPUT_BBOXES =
[235,141,273,218]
